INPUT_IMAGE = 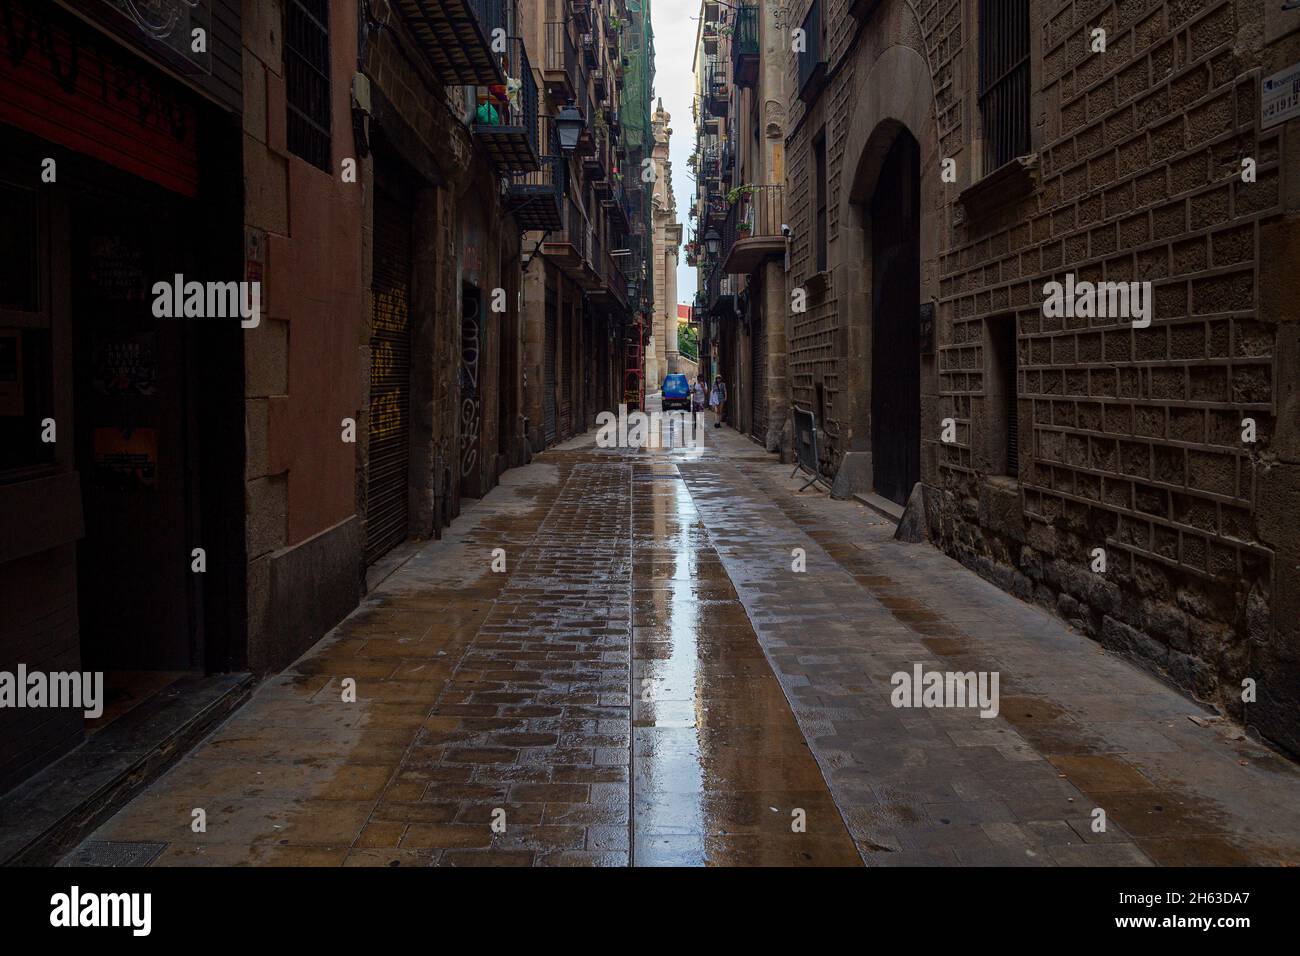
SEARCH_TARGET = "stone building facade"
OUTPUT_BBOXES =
[694,0,791,451]
[651,100,685,382]
[0,0,655,807]
[782,0,1300,751]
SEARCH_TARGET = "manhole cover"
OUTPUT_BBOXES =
[60,841,167,867]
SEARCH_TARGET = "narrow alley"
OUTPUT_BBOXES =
[60,401,1300,867]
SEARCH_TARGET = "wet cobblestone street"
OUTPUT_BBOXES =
[66,408,1300,867]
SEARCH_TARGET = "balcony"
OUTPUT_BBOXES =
[731,3,760,88]
[506,154,564,231]
[394,0,505,86]
[543,20,577,100]
[701,187,728,228]
[504,113,561,231]
[703,1,720,24]
[702,22,718,56]
[704,260,740,315]
[705,59,729,117]
[542,198,600,286]
[592,66,607,99]
[700,144,722,184]
[603,180,630,229]
[581,32,597,70]
[472,37,539,171]
[576,87,597,156]
[798,0,829,103]
[721,184,785,275]
[625,181,645,228]
[582,123,608,181]
[590,246,630,310]
[571,0,593,30]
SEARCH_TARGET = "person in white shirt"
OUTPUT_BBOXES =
[709,376,727,428]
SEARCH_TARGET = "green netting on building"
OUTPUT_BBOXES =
[620,0,656,317]
[620,0,654,154]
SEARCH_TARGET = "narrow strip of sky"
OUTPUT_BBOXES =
[650,0,699,310]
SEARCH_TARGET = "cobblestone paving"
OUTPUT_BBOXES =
[67,412,1300,866]
[685,424,1300,866]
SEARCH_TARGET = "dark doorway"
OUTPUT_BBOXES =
[73,191,200,673]
[870,130,922,506]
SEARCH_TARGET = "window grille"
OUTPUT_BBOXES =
[286,0,332,172]
[977,0,1030,173]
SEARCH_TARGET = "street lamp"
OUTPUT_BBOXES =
[555,102,585,154]
[704,228,721,257]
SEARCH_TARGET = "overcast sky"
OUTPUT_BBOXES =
[651,0,698,308]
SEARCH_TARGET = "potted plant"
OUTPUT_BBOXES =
[726,183,756,206]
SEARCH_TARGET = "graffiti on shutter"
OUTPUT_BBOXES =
[365,194,413,564]
[543,291,557,445]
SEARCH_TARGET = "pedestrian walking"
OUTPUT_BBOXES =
[709,375,727,428]
[692,374,707,415]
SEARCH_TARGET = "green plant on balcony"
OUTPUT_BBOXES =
[726,183,755,206]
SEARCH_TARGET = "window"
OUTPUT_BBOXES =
[797,0,829,102]
[813,132,828,273]
[285,0,332,172]
[977,0,1030,173]
[0,181,53,478]
[985,314,1018,477]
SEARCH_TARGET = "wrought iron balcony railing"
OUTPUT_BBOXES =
[721,184,785,275]
[505,113,562,231]
[731,3,760,87]
[472,36,539,172]
[394,0,505,86]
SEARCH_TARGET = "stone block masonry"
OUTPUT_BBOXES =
[782,0,1300,752]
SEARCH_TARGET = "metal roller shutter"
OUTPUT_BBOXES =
[544,288,557,445]
[365,192,413,564]
[751,303,767,442]
[558,303,573,439]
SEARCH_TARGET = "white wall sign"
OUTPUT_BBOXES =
[1262,62,1300,130]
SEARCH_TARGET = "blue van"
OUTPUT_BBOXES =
[661,373,691,412]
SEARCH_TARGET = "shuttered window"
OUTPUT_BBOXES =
[978,0,1031,173]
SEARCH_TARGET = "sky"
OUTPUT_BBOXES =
[650,0,699,309]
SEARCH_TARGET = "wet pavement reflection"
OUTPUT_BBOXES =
[65,400,1300,867]
[630,448,860,865]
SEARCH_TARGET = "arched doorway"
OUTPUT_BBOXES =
[870,130,921,506]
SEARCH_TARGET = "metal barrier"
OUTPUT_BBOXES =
[790,405,828,491]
